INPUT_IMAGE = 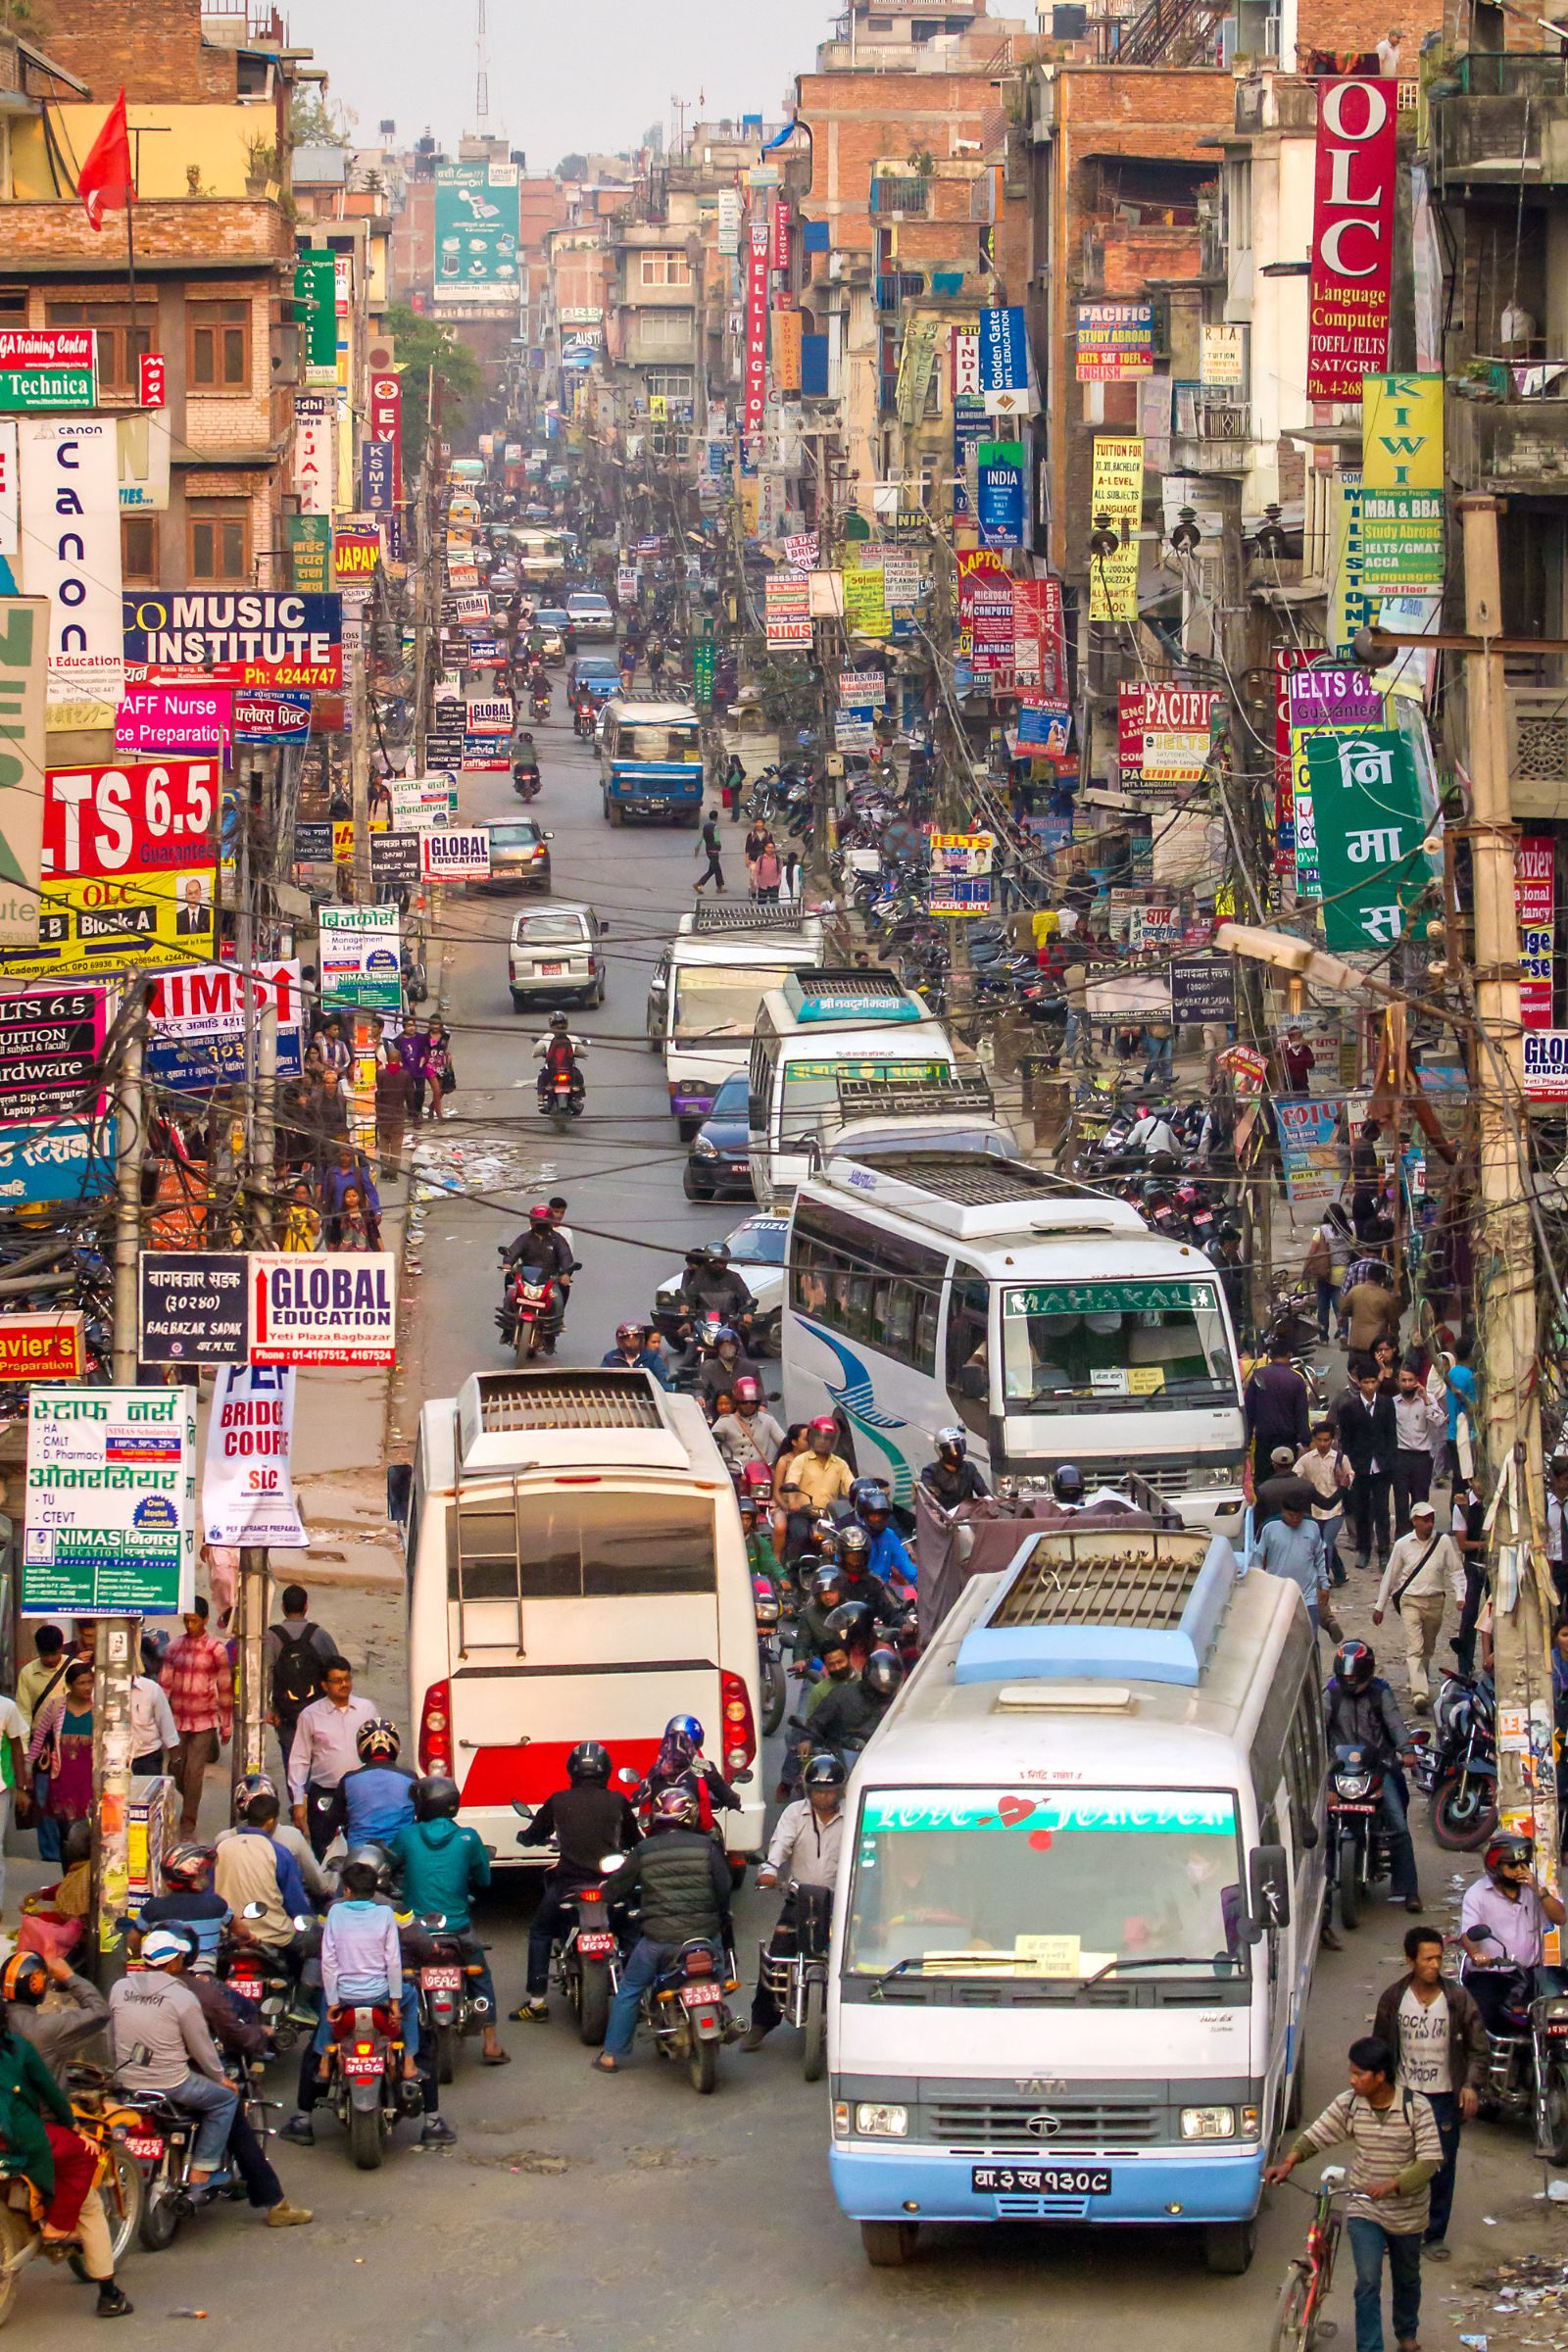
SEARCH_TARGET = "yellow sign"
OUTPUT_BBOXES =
[773,309,803,396]
[649,395,667,421]
[332,820,354,863]
[842,562,890,641]
[0,868,219,978]
[1089,435,1144,622]
[1361,373,1443,490]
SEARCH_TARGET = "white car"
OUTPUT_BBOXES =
[565,590,616,642]
[653,1212,788,1353]
[509,901,606,1007]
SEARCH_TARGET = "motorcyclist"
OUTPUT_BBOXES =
[213,1787,313,1955]
[109,1926,237,2195]
[639,1715,741,1835]
[1325,1639,1422,1913]
[281,1858,452,2149]
[512,1742,640,2021]
[338,1718,417,1847]
[776,1416,855,1555]
[739,1489,779,1583]
[1458,1832,1567,2035]
[695,1326,762,1414]
[835,1525,901,1631]
[678,1244,758,1347]
[502,1204,572,1353]
[741,1753,847,2049]
[1,1948,109,2079]
[851,1482,916,1593]
[534,1011,588,1109]
[2,1953,133,2314]
[388,1775,509,2064]
[168,1925,315,2230]
[806,1644,903,1765]
[710,1374,785,1471]
[592,1788,735,2074]
[791,1564,850,1673]
[132,1840,230,1970]
[920,1427,991,1507]
[601,1320,671,1388]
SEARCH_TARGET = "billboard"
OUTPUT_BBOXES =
[19,418,123,707]
[247,1252,398,1367]
[0,598,47,942]
[433,162,520,306]
[23,1386,196,1615]
[1306,77,1396,400]
[122,591,343,691]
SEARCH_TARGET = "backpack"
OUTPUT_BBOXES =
[270,1622,325,1714]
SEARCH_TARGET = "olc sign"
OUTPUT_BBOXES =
[1306,77,1396,401]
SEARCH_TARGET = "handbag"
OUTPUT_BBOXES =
[1391,1533,1443,1611]
[1303,1230,1332,1283]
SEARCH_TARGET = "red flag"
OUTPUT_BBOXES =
[76,90,134,231]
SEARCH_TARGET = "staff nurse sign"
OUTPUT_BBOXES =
[1306,77,1396,401]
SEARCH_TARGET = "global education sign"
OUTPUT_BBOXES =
[23,1386,196,1615]
[248,1252,398,1367]
[122,591,343,691]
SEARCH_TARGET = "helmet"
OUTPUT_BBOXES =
[615,1321,643,1348]
[651,1787,698,1832]
[863,1646,905,1700]
[141,1928,198,1971]
[1484,1832,1534,1884]
[163,1841,216,1889]
[803,1752,848,1792]
[1334,1639,1376,1690]
[663,1713,704,1747]
[414,1775,461,1821]
[809,1415,838,1440]
[356,1717,402,1765]
[733,1376,762,1405]
[839,1524,871,1562]
[233,1770,278,1820]
[549,1011,570,1031]
[567,1740,612,1785]
[529,1203,554,1226]
[810,1565,846,1605]
[858,1492,891,1523]
[709,1246,730,1266]
[0,1950,48,2005]
[825,1599,877,1645]
[1053,1464,1086,1504]
[712,1324,739,1348]
[936,1426,966,1457]
[849,1478,887,1512]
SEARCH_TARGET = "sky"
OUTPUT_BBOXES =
[290,0,834,166]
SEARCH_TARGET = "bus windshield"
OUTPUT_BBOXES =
[845,1787,1245,1982]
[622,725,701,763]
[672,964,797,1044]
[779,1057,951,1150]
[1000,1279,1237,1412]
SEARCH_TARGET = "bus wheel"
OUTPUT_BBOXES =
[1203,2218,1257,2275]
[860,2222,919,2268]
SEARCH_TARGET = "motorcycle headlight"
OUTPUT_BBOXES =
[1180,2106,1236,2139]
[693,1136,718,1158]
[1336,1773,1372,1799]
[754,1597,780,1626]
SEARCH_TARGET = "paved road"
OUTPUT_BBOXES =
[21,711,1541,2347]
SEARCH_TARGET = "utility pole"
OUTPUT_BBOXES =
[1457,494,1559,1878]
[233,1002,277,1789]
[93,1015,148,1968]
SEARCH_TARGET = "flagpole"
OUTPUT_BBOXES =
[123,135,137,351]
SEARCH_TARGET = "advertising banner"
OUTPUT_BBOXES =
[929,831,994,877]
[0,985,110,1122]
[233,689,312,745]
[247,1252,398,1367]
[717,190,741,256]
[743,220,769,439]
[147,959,304,1089]
[1516,834,1554,1029]
[202,1362,308,1546]
[1088,436,1143,621]
[928,876,995,916]
[292,394,333,518]
[1306,77,1396,399]
[1306,728,1430,951]
[137,1250,248,1363]
[23,1386,196,1615]
[122,591,343,691]
[772,308,803,395]
[368,372,403,503]
[464,693,512,737]
[1287,665,1381,729]
[1524,1032,1568,1102]
[318,903,401,1015]
[0,418,15,555]
[0,1117,114,1205]
[419,827,491,882]
[0,758,219,980]
[842,561,890,640]
[976,440,1026,550]
[390,778,458,830]
[1011,578,1064,700]
[115,683,232,758]
[765,571,812,648]
[1075,301,1153,381]
[1200,324,1244,386]
[19,418,122,707]
[1360,372,1444,591]
[433,161,520,306]
[287,513,331,595]
[0,1311,84,1382]
[978,306,1029,396]
[0,328,96,413]
[0,597,47,942]
[1169,954,1237,1025]
[1277,1095,1343,1205]
[369,832,421,891]
[770,198,792,272]
[295,255,338,386]
[360,441,395,515]
[952,396,987,520]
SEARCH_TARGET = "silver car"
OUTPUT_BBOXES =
[509,901,606,1009]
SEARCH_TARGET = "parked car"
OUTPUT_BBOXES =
[683,1070,755,1200]
[509,902,606,1009]
[565,590,616,642]
[477,818,552,893]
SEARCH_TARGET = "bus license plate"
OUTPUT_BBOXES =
[120,2134,165,2162]
[421,1967,463,1990]
[973,2165,1111,2196]
[577,1932,615,1956]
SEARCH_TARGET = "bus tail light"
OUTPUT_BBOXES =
[720,1668,756,1776]
[418,1679,452,1775]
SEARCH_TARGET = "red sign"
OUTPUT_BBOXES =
[0,329,94,368]
[43,760,218,882]
[0,1311,84,1381]
[1273,646,1312,873]
[138,352,167,409]
[368,372,403,502]
[743,220,769,441]
[1306,77,1396,401]
[1011,578,1065,702]
[770,199,792,274]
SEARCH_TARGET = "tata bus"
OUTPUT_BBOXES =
[599,699,704,825]
[747,970,957,1210]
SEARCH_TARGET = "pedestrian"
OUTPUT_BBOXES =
[1546,1452,1568,1614]
[129,1640,179,1778]
[1280,1022,1316,1093]
[322,1142,381,1249]
[720,751,745,819]
[0,1679,27,1912]
[781,848,802,903]
[202,1541,237,1629]
[280,1180,321,1251]
[1391,1362,1443,1534]
[1342,1257,1401,1366]
[1447,1474,1488,1675]
[1372,1926,1488,2261]
[318,1016,351,1079]
[1297,1422,1352,1587]
[159,1598,233,1836]
[1372,1499,1461,1711]
[1304,1201,1356,1341]
[1139,1018,1173,1086]
[1244,1332,1312,1488]
[423,1017,455,1119]
[1265,2034,1442,2352]
[375,1050,408,1179]
[16,1625,68,1864]
[754,832,781,903]
[286,1655,375,1860]
[263,1584,337,1785]
[1251,1495,1334,1637]
[27,1660,95,1850]
[1255,1446,1314,1529]
[1336,1366,1396,1573]
[1439,1335,1477,1481]
[333,1183,372,1250]
[397,1017,429,1124]
[694,808,725,895]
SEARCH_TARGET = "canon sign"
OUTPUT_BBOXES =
[1306,77,1396,402]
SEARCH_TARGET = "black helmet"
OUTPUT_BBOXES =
[550,1010,570,1031]
[1484,1831,1534,1885]
[825,1599,876,1645]
[356,1717,401,1765]
[863,1646,904,1699]
[803,1752,847,1792]
[1053,1463,1085,1504]
[810,1564,846,1606]
[839,1524,871,1561]
[1334,1639,1376,1690]
[414,1775,461,1821]
[567,1740,612,1786]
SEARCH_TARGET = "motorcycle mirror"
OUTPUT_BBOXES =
[615,1767,638,1788]
[511,1798,533,1816]
[291,1916,314,1933]
[730,1769,755,1787]
[241,1900,267,1919]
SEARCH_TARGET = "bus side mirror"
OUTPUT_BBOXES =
[1247,1843,1290,1937]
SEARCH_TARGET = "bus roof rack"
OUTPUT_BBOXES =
[691,900,809,934]
[816,1150,1142,1240]
[955,1527,1233,1690]
[456,1368,686,1477]
[782,967,921,1023]
[833,1071,993,1121]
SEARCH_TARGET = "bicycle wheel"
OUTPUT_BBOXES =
[1268,2259,1316,2352]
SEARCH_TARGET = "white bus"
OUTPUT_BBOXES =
[783,1151,1246,1528]
[748,969,957,1211]
[648,905,825,1136]
[406,1368,764,1865]
[827,1524,1325,2275]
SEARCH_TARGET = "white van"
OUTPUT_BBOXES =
[649,904,825,1137]
[784,1150,1246,1528]
[748,969,957,1210]
[406,1368,764,1865]
[827,1525,1325,2275]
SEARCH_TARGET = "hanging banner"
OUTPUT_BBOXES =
[1200,324,1244,387]
[0,1311,84,1382]
[24,1386,197,1615]
[286,513,331,595]
[1010,579,1063,699]
[1075,301,1153,382]
[978,306,1029,396]
[0,984,110,1122]
[1360,371,1445,591]
[292,392,333,518]
[294,255,338,386]
[952,397,987,521]
[0,598,47,942]
[0,328,97,413]
[122,590,343,691]
[419,827,491,882]
[202,1362,308,1545]
[360,441,395,516]
[1524,1032,1568,1101]
[115,683,232,758]
[1306,728,1431,950]
[764,571,811,648]
[19,418,123,708]
[842,560,890,640]
[247,1253,398,1368]
[233,689,313,745]
[1329,470,1372,657]
[1277,1096,1342,1206]
[0,1116,114,1205]
[952,323,980,399]
[0,758,218,980]
[1516,834,1554,1030]
[976,440,1026,550]
[1089,436,1143,622]
[368,371,403,503]
[318,903,401,1014]
[1306,77,1396,400]
[772,309,803,395]
[770,198,792,273]
[717,189,742,256]
[147,959,304,1089]
[1287,665,1381,729]
[743,220,769,439]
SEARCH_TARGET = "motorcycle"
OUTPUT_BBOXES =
[512,1827,621,2045]
[1327,1741,1417,1930]
[122,2045,271,2246]
[513,760,541,803]
[503,1262,560,1361]
[1416,1672,1498,1850]
[0,2068,142,2319]
[1465,1935,1568,2163]
[320,2000,414,2171]
[538,1064,584,1128]
[530,685,552,720]
[756,1881,832,2082]
[754,1570,786,1737]
[413,1916,494,2083]
[632,1931,739,2094]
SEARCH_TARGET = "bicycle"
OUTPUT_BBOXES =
[1268,2167,1349,2352]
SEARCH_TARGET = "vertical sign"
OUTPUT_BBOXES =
[1517,835,1555,1029]
[0,419,15,559]
[1307,77,1396,399]
[18,417,123,708]
[293,392,333,517]
[772,310,803,394]
[368,372,403,504]
[770,198,792,273]
[0,599,46,940]
[295,253,338,387]
[976,440,1026,550]
[743,220,769,441]
[1360,372,1444,590]
[1088,436,1143,621]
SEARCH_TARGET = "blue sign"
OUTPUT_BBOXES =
[148,1031,303,1094]
[362,440,395,514]
[1017,704,1069,752]
[977,456,1025,550]
[978,306,1029,395]
[0,1117,116,1205]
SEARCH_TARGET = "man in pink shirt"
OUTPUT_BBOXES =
[160,1597,233,1834]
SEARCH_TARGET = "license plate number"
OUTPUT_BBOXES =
[679,1983,718,2009]
[1330,1799,1378,1813]
[577,1932,615,1956]
[341,2055,383,2078]
[120,2134,165,2161]
[539,962,564,976]
[1544,2020,1568,2036]
[972,2165,1111,2195]
[421,1967,463,1990]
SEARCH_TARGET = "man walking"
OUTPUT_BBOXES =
[1244,1334,1312,1489]
[1336,1367,1396,1573]
[693,808,725,895]
[159,1597,232,1836]
[1252,1496,1334,1637]
[264,1585,338,1783]
[1392,1364,1443,1537]
[286,1655,375,1859]
[1372,1926,1487,2260]
[1372,1499,1461,1712]
[1266,2034,1443,2352]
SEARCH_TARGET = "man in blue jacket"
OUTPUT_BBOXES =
[389,1775,509,2066]
[338,1719,417,1845]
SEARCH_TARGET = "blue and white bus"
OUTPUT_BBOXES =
[599,699,704,826]
[782,1149,1246,1529]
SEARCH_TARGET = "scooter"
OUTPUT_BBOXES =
[413,1916,494,2083]
[513,760,541,803]
[1416,1672,1497,1849]
[530,684,552,721]
[320,2000,414,2172]
[538,1065,584,1129]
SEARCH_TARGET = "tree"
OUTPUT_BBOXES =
[290,88,352,149]
[555,152,587,180]
[383,305,483,466]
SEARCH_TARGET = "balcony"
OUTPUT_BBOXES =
[1431,54,1568,192]
[875,270,925,311]
[1171,393,1250,471]
[1507,684,1568,820]
[1448,390,1568,495]
[869,175,930,217]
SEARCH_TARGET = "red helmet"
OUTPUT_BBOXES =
[733,1376,762,1404]
[809,1415,838,1439]
[529,1204,553,1226]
